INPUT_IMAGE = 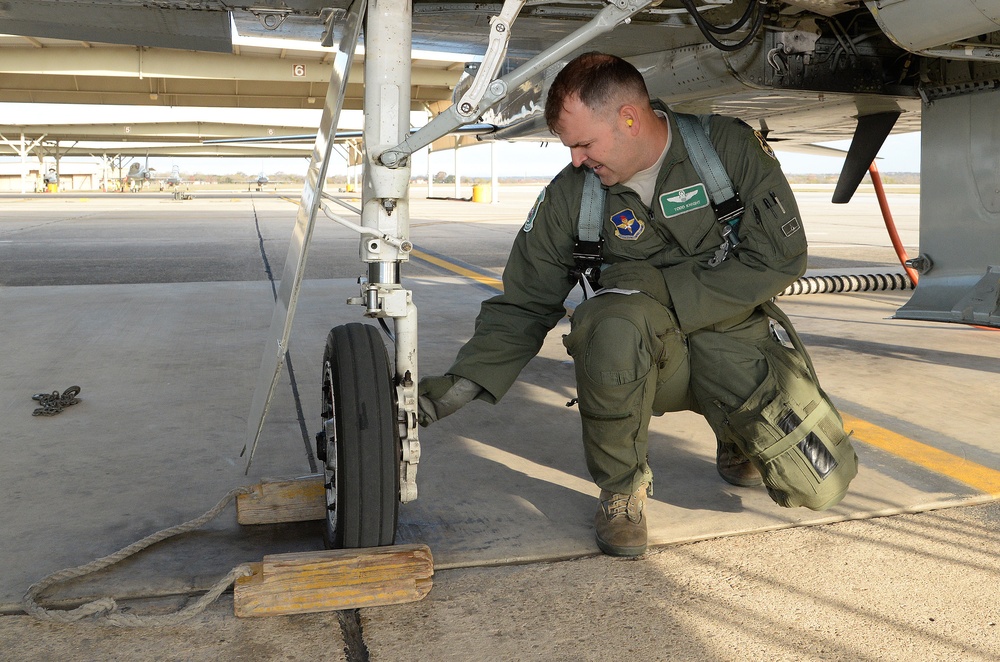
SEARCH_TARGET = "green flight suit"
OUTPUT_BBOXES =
[446,109,808,494]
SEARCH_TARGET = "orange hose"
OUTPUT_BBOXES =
[868,161,920,286]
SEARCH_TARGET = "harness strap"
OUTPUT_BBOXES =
[674,113,744,228]
[578,169,604,242]
[572,169,606,297]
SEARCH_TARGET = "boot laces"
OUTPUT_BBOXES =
[603,491,643,523]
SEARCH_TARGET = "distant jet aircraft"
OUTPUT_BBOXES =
[123,157,154,191]
[121,158,184,192]
[248,170,293,192]
[160,165,185,190]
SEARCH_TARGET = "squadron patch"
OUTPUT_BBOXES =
[754,130,777,161]
[523,188,545,232]
[659,183,710,218]
[611,208,644,240]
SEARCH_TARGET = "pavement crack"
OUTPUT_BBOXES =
[337,608,370,662]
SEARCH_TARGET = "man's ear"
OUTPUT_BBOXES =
[620,104,639,133]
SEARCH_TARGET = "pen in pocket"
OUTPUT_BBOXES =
[769,191,786,213]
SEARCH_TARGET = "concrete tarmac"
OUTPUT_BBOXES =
[0,187,997,661]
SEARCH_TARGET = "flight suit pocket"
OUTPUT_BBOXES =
[651,326,691,414]
[719,337,858,510]
[739,198,807,262]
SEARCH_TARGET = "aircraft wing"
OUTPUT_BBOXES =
[0,1,338,53]
[0,2,978,152]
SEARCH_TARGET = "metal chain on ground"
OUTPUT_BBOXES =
[32,386,82,416]
[22,485,255,627]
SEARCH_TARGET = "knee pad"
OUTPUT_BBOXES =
[577,316,652,386]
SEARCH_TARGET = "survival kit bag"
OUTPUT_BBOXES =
[721,301,858,510]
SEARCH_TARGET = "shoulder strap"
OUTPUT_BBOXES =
[674,113,743,225]
[578,169,604,242]
[572,169,606,297]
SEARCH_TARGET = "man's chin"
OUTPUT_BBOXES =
[588,165,617,185]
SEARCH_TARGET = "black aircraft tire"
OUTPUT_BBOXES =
[320,323,399,549]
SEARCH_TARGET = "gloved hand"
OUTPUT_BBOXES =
[599,261,671,307]
[417,374,483,426]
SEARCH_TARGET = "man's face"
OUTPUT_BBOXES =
[555,94,634,186]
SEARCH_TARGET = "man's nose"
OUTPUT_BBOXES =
[570,148,588,168]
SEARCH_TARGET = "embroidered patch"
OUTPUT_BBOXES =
[523,188,545,232]
[611,209,644,240]
[781,216,801,237]
[659,183,710,218]
[755,130,777,161]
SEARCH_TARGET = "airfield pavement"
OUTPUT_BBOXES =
[0,184,997,661]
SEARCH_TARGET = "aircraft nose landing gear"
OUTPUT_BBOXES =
[319,323,400,549]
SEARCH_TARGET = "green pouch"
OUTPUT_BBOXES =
[720,303,858,510]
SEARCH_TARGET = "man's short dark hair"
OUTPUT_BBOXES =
[544,52,650,133]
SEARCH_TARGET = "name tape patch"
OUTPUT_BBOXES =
[660,183,710,218]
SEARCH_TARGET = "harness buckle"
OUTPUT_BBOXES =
[713,191,744,225]
[570,238,604,292]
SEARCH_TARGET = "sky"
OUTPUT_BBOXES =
[0,101,922,178]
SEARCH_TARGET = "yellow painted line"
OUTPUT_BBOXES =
[410,248,504,292]
[842,412,1000,495]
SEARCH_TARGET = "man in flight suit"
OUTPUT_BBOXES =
[418,52,812,557]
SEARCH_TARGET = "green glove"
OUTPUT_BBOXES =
[599,261,671,307]
[417,374,483,426]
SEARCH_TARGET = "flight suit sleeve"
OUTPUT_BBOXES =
[446,176,580,403]
[662,116,807,333]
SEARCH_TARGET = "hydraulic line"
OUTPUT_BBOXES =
[868,161,920,286]
[786,164,998,333]
[692,0,757,35]
[781,160,918,297]
[680,0,765,51]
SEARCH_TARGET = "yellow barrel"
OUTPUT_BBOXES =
[472,184,491,203]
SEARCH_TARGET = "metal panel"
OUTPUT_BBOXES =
[895,88,1000,326]
[0,0,233,52]
[866,0,1000,51]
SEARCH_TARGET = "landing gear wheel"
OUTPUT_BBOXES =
[318,323,399,549]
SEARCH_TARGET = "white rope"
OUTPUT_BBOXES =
[22,485,256,627]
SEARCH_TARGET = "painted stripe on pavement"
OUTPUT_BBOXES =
[842,413,1000,495]
[410,248,504,292]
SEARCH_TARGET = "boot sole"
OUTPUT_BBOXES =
[717,465,764,487]
[595,533,647,557]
